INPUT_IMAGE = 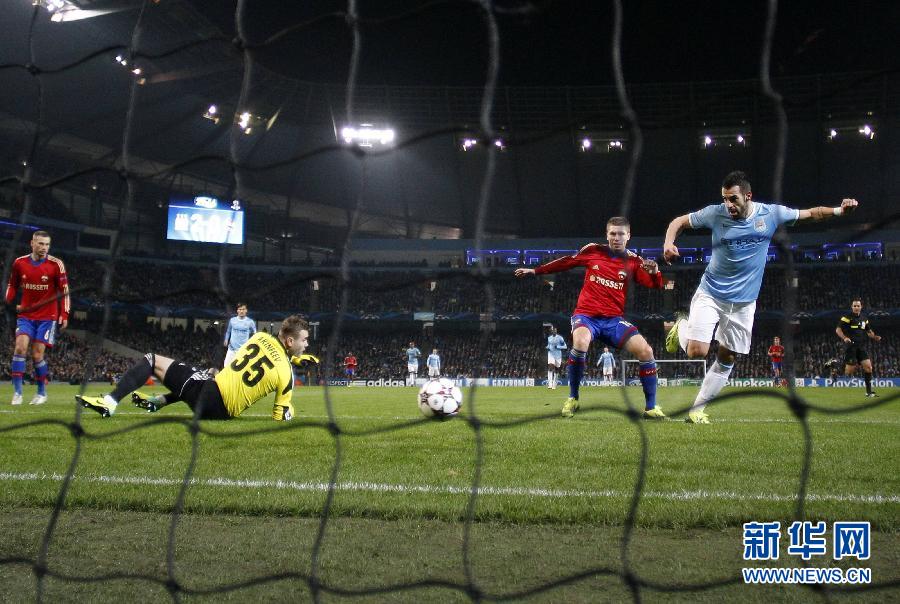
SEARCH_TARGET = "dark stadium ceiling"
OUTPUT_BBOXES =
[0,0,898,245]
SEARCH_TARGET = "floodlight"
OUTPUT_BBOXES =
[829,129,838,139]
[203,104,220,124]
[703,135,713,147]
[581,138,591,151]
[859,124,874,139]
[238,112,251,130]
[339,124,396,147]
[736,135,745,143]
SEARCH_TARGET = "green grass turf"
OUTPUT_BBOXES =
[1,384,898,601]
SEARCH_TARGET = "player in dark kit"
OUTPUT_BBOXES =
[767,336,785,386]
[514,216,667,419]
[836,299,882,397]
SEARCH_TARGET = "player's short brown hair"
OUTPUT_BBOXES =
[722,171,752,193]
[279,315,309,339]
[32,230,51,240]
[606,216,630,230]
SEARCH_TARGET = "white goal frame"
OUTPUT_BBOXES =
[621,358,707,379]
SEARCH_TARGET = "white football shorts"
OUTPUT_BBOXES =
[223,348,237,369]
[547,353,562,367]
[428,366,440,377]
[686,288,756,355]
[603,367,613,377]
[407,362,419,374]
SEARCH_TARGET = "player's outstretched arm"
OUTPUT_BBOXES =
[797,199,858,221]
[867,329,882,342]
[663,213,692,264]
[514,268,535,277]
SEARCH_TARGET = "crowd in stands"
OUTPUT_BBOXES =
[61,255,899,317]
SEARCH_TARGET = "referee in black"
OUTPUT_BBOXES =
[835,298,882,397]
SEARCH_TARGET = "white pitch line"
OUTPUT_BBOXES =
[0,472,896,505]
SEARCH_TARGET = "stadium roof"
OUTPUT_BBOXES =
[1,1,897,249]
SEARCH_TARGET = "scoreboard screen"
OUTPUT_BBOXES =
[166,195,244,245]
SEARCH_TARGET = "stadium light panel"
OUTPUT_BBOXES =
[703,135,713,148]
[203,105,220,124]
[238,112,251,130]
[825,121,877,142]
[578,131,628,153]
[340,124,396,147]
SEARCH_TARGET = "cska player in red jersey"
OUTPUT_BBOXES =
[5,230,70,406]
[344,352,358,378]
[767,336,785,386]
[515,217,667,419]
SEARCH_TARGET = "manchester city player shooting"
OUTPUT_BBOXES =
[663,170,858,423]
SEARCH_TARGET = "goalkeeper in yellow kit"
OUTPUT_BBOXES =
[77,315,318,421]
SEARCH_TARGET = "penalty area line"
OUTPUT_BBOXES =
[0,472,897,504]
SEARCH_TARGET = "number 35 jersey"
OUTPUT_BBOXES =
[215,332,294,420]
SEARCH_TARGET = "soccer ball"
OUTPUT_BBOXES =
[418,378,463,419]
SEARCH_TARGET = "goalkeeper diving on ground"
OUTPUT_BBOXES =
[77,316,316,421]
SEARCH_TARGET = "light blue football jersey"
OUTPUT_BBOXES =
[690,202,799,303]
[224,316,257,352]
[599,351,615,369]
[546,334,567,360]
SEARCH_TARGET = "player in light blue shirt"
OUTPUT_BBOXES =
[663,170,859,423]
[598,347,616,383]
[223,303,256,368]
[405,341,422,386]
[426,349,441,378]
[545,326,567,389]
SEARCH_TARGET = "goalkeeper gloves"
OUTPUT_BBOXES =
[291,353,320,369]
[273,405,293,421]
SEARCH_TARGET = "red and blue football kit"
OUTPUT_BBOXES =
[344,355,358,377]
[6,252,70,400]
[534,243,663,342]
[532,244,664,407]
[6,253,70,345]
[768,345,784,369]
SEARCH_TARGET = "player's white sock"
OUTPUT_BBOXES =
[103,394,119,414]
[690,360,734,412]
[678,319,688,352]
[548,370,554,388]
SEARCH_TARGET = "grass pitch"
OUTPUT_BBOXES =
[1,384,897,602]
